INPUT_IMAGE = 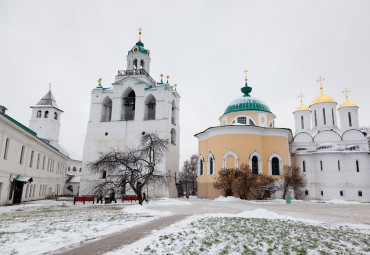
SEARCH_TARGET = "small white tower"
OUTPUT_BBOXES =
[293,92,311,134]
[338,88,359,132]
[29,86,63,143]
[310,76,338,132]
[126,27,151,74]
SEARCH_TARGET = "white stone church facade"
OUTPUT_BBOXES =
[291,82,370,202]
[80,34,180,198]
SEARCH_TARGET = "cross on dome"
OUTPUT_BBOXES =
[244,69,248,82]
[298,92,305,105]
[342,87,350,100]
[316,75,326,95]
[138,27,142,42]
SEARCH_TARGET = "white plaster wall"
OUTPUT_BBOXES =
[293,110,311,134]
[29,106,62,142]
[338,106,359,132]
[0,115,68,206]
[310,102,338,132]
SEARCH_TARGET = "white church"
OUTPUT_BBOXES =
[80,30,180,198]
[291,77,370,201]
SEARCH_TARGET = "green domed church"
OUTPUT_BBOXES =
[195,71,292,198]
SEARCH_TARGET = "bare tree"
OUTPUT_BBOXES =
[214,168,236,197]
[88,132,168,205]
[278,165,306,199]
[179,154,198,196]
[232,164,257,199]
[252,174,276,200]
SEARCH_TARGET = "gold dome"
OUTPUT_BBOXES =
[311,94,335,104]
[295,104,310,111]
[340,88,357,108]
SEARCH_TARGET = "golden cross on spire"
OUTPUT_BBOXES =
[49,82,51,91]
[342,87,351,101]
[316,75,325,95]
[298,92,305,105]
[244,69,248,82]
[138,27,142,42]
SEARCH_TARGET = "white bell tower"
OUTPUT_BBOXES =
[29,86,63,143]
[126,28,151,73]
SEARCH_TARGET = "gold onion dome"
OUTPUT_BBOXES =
[311,76,335,104]
[295,93,310,111]
[340,88,357,107]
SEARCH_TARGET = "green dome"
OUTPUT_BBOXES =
[224,96,272,114]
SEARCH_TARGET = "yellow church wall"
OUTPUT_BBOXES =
[222,111,276,126]
[197,132,290,199]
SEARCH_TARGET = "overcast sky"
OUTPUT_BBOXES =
[1,0,370,167]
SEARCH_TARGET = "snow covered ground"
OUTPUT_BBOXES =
[107,209,370,254]
[1,197,369,255]
[0,198,160,255]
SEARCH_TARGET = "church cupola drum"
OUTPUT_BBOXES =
[81,29,180,198]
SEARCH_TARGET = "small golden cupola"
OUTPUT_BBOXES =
[295,92,310,111]
[340,88,357,108]
[311,76,335,105]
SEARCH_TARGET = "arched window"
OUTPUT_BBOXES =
[102,171,106,179]
[323,108,326,125]
[340,190,343,197]
[314,110,317,126]
[44,111,49,118]
[37,111,41,118]
[133,59,138,70]
[252,156,258,174]
[68,167,70,171]
[79,168,81,172]
[271,157,280,175]
[171,129,176,145]
[54,112,58,120]
[305,190,309,196]
[358,191,363,197]
[348,112,352,127]
[140,60,144,70]
[237,116,246,124]
[171,100,176,125]
[301,116,304,129]
[222,151,238,169]
[122,89,136,120]
[101,97,112,122]
[144,95,156,120]
[209,157,214,175]
[199,158,204,176]
[73,167,76,172]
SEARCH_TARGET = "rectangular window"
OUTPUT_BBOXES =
[356,160,359,172]
[323,108,326,125]
[332,108,335,125]
[3,138,10,160]
[20,146,25,164]
[314,110,317,126]
[338,160,340,171]
[348,112,352,127]
[37,154,40,169]
[42,156,46,170]
[29,151,34,167]
[39,185,42,196]
[0,182,3,199]
[25,184,29,198]
[321,190,324,196]
[32,184,36,197]
[320,161,323,171]
[302,161,306,172]
[301,116,304,129]
[47,158,50,171]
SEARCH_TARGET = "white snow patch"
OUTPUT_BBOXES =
[214,196,241,201]
[324,199,362,204]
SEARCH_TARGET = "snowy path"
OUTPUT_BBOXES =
[53,214,189,255]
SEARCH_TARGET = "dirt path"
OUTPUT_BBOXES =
[52,214,189,255]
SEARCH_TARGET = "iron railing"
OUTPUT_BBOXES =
[117,69,156,86]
